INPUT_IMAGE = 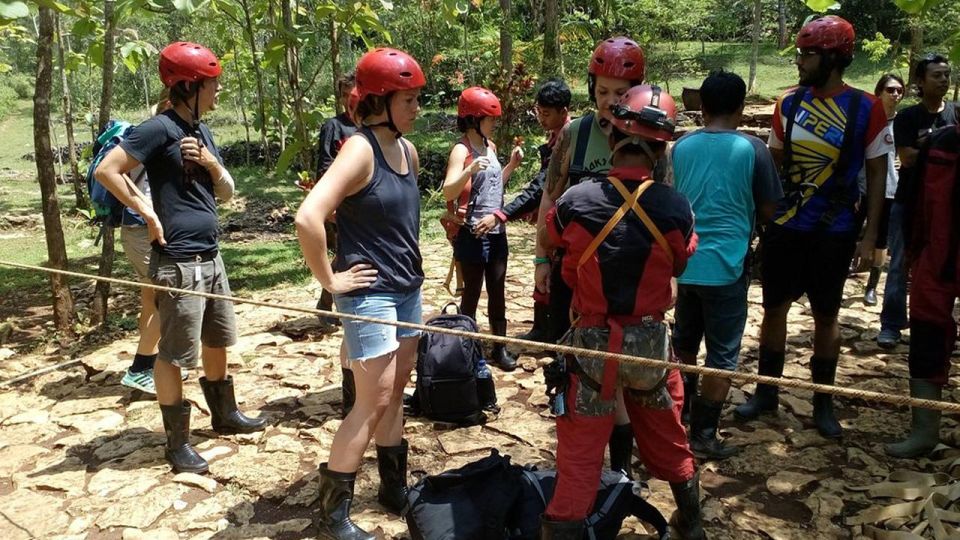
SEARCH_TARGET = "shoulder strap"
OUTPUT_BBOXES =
[833,88,864,178]
[781,87,807,182]
[815,89,865,230]
[571,113,595,170]
[577,179,672,270]
[609,178,675,266]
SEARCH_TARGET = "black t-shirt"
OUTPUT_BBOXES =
[315,113,357,179]
[120,110,224,258]
[893,101,957,201]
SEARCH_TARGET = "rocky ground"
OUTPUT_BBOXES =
[2,221,959,540]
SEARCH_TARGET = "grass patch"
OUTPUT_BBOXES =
[219,239,312,293]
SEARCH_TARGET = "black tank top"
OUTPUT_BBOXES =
[333,128,424,295]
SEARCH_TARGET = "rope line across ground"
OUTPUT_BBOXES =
[0,259,954,416]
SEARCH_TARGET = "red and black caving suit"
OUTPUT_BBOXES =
[543,165,698,521]
[904,123,960,385]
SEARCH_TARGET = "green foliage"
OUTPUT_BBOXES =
[0,1,28,21]
[862,32,893,63]
[803,0,840,12]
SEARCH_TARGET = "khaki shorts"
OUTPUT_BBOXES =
[149,252,238,369]
[120,226,152,282]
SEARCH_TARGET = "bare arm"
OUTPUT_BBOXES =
[295,135,376,293]
[442,144,479,202]
[897,145,920,169]
[853,154,888,271]
[95,147,165,244]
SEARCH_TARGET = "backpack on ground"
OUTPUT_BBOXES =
[406,450,522,540]
[413,302,495,426]
[508,468,668,540]
[86,120,136,228]
[405,450,668,540]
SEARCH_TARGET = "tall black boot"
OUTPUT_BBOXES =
[491,320,518,372]
[734,347,785,421]
[811,357,842,439]
[317,464,374,540]
[539,516,585,539]
[864,267,881,306]
[341,368,356,419]
[669,471,706,540]
[681,373,699,425]
[689,396,739,460]
[160,401,209,474]
[376,440,409,515]
[608,423,634,479]
[518,302,552,343]
[199,376,268,434]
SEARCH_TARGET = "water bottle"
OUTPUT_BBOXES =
[475,358,497,410]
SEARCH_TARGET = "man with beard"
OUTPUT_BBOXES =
[735,16,891,439]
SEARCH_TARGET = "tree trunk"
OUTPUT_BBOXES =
[908,17,924,82]
[56,13,86,209]
[240,0,272,166]
[94,0,118,326]
[748,0,762,93]
[777,0,788,49]
[97,0,116,130]
[542,0,560,78]
[232,43,252,167]
[34,6,76,337]
[282,0,310,170]
[269,1,285,153]
[330,17,341,115]
[499,0,512,77]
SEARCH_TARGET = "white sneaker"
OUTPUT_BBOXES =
[121,368,156,394]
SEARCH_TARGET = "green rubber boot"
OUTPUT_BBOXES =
[885,379,942,459]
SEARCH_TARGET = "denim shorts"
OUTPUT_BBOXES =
[672,273,749,371]
[334,289,423,361]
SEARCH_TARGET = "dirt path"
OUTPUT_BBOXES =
[0,221,956,539]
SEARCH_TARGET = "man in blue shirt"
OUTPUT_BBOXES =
[672,70,782,460]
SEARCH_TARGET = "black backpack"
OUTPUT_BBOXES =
[508,468,668,540]
[405,450,668,540]
[414,303,495,425]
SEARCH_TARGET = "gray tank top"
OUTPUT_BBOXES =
[465,142,505,235]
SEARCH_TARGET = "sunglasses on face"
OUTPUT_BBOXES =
[884,86,904,95]
[795,48,822,59]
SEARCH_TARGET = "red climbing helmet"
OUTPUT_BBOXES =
[609,85,677,143]
[589,36,646,82]
[796,16,855,57]
[158,42,222,88]
[355,48,426,102]
[458,87,502,118]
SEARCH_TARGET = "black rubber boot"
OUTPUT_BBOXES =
[669,471,706,540]
[317,464,374,540]
[681,373,699,425]
[341,368,357,419]
[608,423,634,479]
[160,401,209,474]
[539,516,585,539]
[734,348,784,421]
[518,302,552,343]
[491,320,518,372]
[199,376,268,434]
[376,440,409,515]
[689,396,739,460]
[811,357,842,439]
[886,379,943,458]
[864,267,881,306]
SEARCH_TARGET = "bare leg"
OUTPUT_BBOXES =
[374,337,419,447]
[137,287,160,355]
[327,351,400,473]
[201,346,228,382]
[155,361,184,406]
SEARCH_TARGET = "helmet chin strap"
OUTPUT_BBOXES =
[612,136,657,164]
[364,94,402,138]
